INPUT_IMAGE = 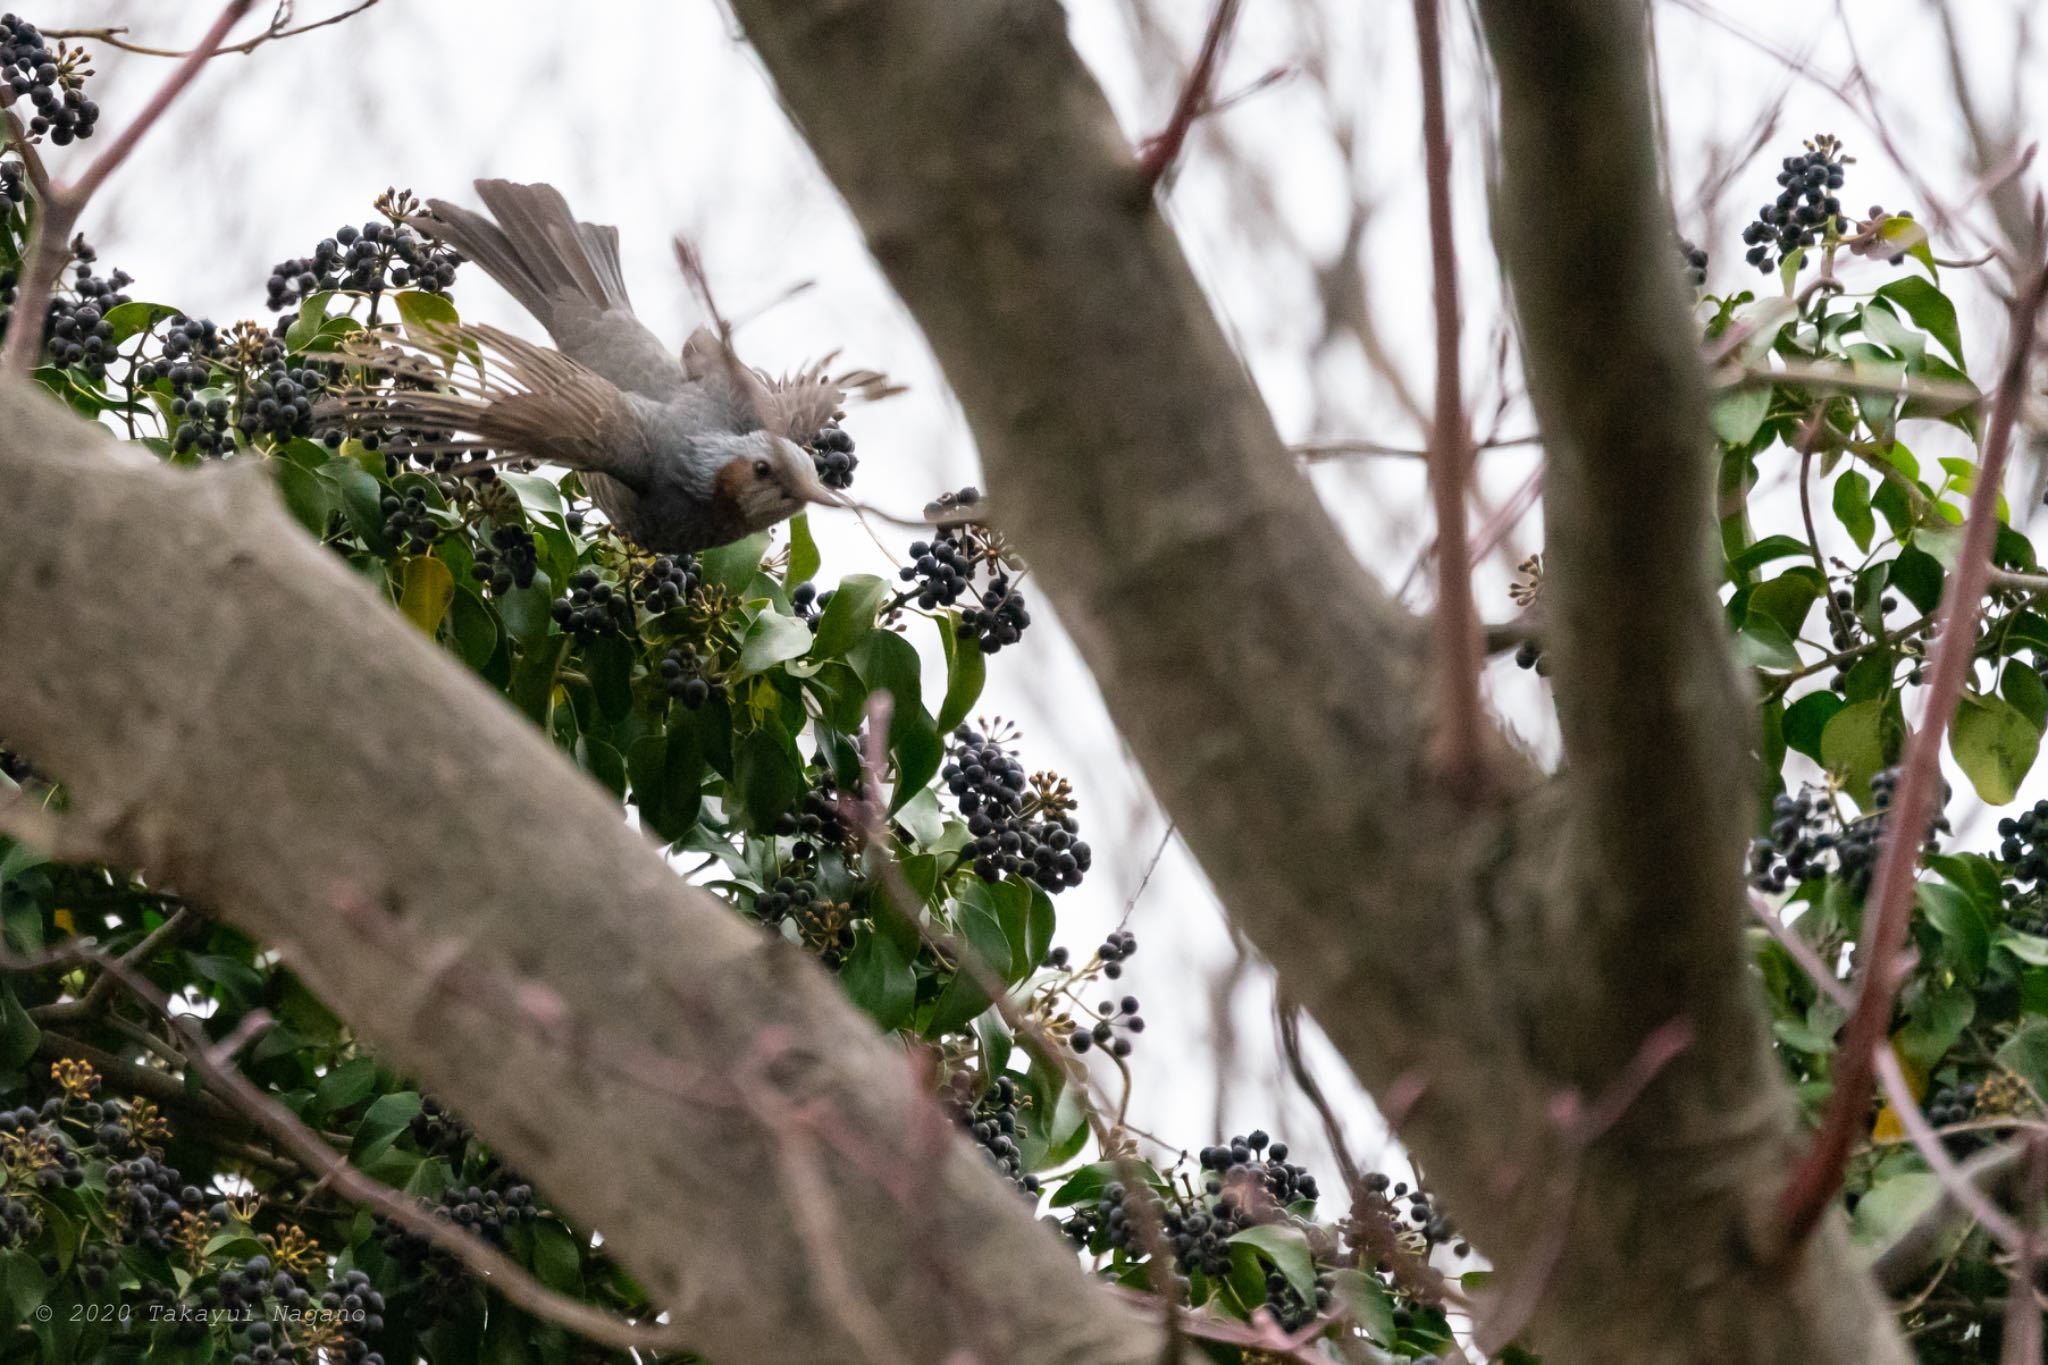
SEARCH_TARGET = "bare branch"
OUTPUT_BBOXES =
[44,1,382,60]
[0,0,256,377]
[1135,0,1242,192]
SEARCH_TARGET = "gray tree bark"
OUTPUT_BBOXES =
[726,0,1913,1359]
[0,390,1162,1364]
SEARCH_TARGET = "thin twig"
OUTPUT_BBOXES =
[1293,433,1540,462]
[1135,0,1243,192]
[1777,251,2048,1255]
[0,0,257,377]
[44,1,381,59]
[33,906,196,1023]
[2005,1137,2048,1365]
[1410,0,1485,798]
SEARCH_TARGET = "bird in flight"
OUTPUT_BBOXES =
[326,178,889,555]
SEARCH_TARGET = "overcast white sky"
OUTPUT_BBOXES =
[28,0,2048,1205]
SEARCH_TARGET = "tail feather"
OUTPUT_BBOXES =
[418,179,633,332]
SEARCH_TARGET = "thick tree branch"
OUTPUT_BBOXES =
[0,380,1163,1365]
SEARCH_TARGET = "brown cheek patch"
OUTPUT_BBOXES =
[712,459,752,503]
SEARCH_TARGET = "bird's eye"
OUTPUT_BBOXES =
[753,458,773,478]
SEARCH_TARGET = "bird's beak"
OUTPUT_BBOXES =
[780,441,850,508]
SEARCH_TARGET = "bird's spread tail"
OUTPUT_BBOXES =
[415,180,633,338]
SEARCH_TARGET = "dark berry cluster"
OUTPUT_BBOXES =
[1096,928,1136,979]
[1742,134,1849,272]
[472,524,538,595]
[1364,1172,1462,1254]
[899,533,975,609]
[1748,769,1945,898]
[1069,994,1144,1057]
[316,1268,390,1365]
[1997,801,2048,886]
[0,157,20,204]
[1162,1188,1250,1277]
[638,553,698,612]
[942,724,1091,892]
[232,335,325,444]
[961,573,1031,655]
[1676,235,1708,289]
[754,872,821,928]
[897,491,1036,652]
[809,424,858,490]
[1262,1268,1334,1332]
[945,1073,1038,1193]
[552,567,631,641]
[658,646,715,708]
[755,872,856,966]
[138,313,218,389]
[382,487,440,552]
[104,1155,193,1252]
[376,1176,536,1315]
[773,779,853,854]
[1,15,98,144]
[267,191,460,316]
[1199,1130,1320,1209]
[408,1096,472,1159]
[1923,1080,1983,1152]
[1747,787,1838,894]
[41,252,129,380]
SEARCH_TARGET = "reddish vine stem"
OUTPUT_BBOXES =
[1776,251,2048,1255]
[0,0,254,378]
[1134,0,1242,191]
[1410,0,1485,797]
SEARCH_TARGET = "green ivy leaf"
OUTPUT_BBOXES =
[285,291,336,352]
[734,725,803,832]
[1733,615,1800,671]
[1227,1223,1318,1302]
[497,471,567,528]
[1918,880,1990,982]
[0,1249,47,1334]
[350,1091,423,1164]
[1329,1268,1396,1346]
[1831,471,1874,552]
[937,615,987,731]
[101,300,181,345]
[530,1222,583,1297]
[1782,691,1844,763]
[700,533,770,593]
[1852,1171,1941,1249]
[810,575,888,661]
[842,929,916,1031]
[1820,699,1899,802]
[1951,693,2040,805]
[1711,386,1773,447]
[737,610,816,677]
[785,514,822,588]
[394,289,462,350]
[314,1055,380,1116]
[1877,276,1964,368]
[1887,547,1943,614]
[0,984,37,1072]
[2004,662,2048,730]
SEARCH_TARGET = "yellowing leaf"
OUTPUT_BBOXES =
[1871,1035,1927,1141]
[398,555,455,637]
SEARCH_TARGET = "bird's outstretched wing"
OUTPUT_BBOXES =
[321,323,661,492]
[680,325,900,443]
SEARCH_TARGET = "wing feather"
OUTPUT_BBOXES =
[319,323,656,490]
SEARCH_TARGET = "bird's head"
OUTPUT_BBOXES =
[709,430,846,535]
